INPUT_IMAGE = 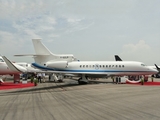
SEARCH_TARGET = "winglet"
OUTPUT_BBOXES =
[2,56,27,73]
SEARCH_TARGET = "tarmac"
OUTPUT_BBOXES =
[0,78,160,120]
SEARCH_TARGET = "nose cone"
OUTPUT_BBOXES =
[149,67,159,74]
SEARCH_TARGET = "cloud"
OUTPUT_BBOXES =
[0,0,159,64]
[0,31,24,55]
[123,40,151,54]
[0,0,47,20]
[120,40,158,65]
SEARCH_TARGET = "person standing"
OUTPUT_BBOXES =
[111,76,115,84]
[151,75,154,82]
[37,73,42,83]
[141,76,144,85]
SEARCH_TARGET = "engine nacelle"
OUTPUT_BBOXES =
[46,61,68,68]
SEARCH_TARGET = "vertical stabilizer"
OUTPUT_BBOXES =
[32,39,53,55]
[115,55,123,61]
[32,39,56,65]
[15,39,75,66]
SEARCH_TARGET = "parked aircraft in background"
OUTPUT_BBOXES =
[114,55,123,61]
[0,56,27,82]
[114,55,160,78]
[0,55,46,82]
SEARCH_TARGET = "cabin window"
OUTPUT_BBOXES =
[99,65,101,67]
[83,65,85,67]
[122,65,124,67]
[103,65,105,67]
[119,65,121,67]
[112,65,114,67]
[109,65,111,67]
[93,65,94,67]
[80,65,82,67]
[106,65,108,67]
[86,65,88,67]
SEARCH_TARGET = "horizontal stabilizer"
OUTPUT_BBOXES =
[14,54,50,57]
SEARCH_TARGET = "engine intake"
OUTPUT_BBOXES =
[46,61,68,68]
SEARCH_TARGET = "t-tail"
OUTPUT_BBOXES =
[15,39,76,66]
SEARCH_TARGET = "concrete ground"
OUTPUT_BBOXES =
[0,78,160,120]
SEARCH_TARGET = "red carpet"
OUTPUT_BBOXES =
[126,81,160,86]
[0,82,34,90]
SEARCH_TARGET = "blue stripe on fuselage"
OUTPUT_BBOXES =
[32,63,149,73]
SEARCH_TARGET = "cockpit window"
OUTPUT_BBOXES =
[141,64,146,66]
[0,58,4,62]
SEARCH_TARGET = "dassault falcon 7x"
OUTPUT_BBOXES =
[31,60,158,84]
[12,39,158,84]
[3,55,158,84]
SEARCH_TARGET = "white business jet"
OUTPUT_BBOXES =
[31,60,158,84]
[15,39,78,81]
[3,55,158,84]
[13,39,158,84]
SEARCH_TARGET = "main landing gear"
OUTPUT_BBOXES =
[78,75,89,85]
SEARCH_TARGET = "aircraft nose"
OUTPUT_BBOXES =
[149,68,158,74]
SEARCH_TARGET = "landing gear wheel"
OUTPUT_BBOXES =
[78,78,87,85]
[58,79,63,82]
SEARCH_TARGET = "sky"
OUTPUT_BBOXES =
[0,0,160,65]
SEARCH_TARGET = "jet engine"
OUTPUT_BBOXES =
[46,61,68,68]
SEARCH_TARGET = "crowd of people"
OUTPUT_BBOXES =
[30,73,46,83]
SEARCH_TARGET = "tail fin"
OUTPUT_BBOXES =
[15,39,57,65]
[32,39,53,55]
[115,55,123,61]
[154,64,160,72]
[15,39,75,65]
[32,39,57,65]
[2,56,27,73]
